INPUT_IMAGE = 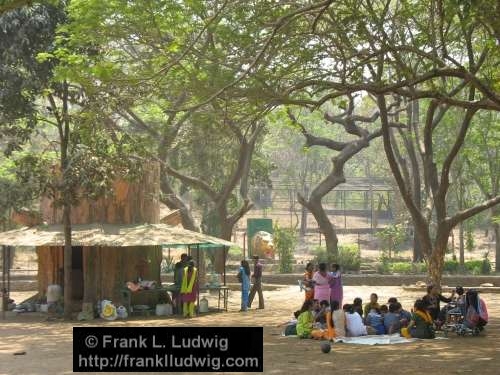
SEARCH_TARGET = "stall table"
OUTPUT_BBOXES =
[199,285,230,312]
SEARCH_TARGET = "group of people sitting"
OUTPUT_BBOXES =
[283,262,489,340]
[284,293,412,340]
[418,284,489,336]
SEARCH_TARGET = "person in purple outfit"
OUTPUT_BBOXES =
[329,263,343,307]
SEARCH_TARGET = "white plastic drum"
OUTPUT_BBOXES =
[199,297,209,313]
[46,285,62,304]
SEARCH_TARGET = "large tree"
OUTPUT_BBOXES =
[58,0,279,271]
[462,112,500,271]
[1,1,144,317]
[287,96,399,258]
[256,0,500,285]
[0,1,77,317]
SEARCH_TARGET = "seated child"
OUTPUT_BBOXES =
[395,302,411,326]
[312,299,320,319]
[380,304,388,315]
[366,307,386,335]
[314,300,330,329]
[296,300,330,340]
[331,300,346,338]
[278,311,300,336]
[352,297,363,317]
[344,304,368,337]
[384,303,401,334]
[363,293,381,321]
[387,297,398,304]
[404,299,435,339]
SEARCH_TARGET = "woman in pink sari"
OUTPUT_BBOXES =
[313,263,331,302]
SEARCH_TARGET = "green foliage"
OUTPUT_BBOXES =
[463,256,491,275]
[337,244,361,272]
[0,151,58,219]
[378,259,492,275]
[376,260,391,274]
[227,246,243,261]
[481,252,492,275]
[0,2,66,154]
[273,224,296,274]
[443,260,459,273]
[376,224,407,259]
[312,245,333,265]
[312,244,361,272]
[377,258,426,274]
[389,262,412,273]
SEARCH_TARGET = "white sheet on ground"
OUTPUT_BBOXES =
[334,333,417,345]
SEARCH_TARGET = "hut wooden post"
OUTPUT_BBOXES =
[2,245,7,319]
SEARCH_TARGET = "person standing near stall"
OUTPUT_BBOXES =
[238,259,251,311]
[180,260,198,318]
[172,253,188,314]
[248,256,264,309]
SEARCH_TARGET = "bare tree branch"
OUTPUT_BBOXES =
[164,164,218,201]
[448,195,500,228]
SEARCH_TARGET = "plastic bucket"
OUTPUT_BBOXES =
[199,297,209,313]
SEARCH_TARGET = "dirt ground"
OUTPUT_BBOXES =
[1,285,499,375]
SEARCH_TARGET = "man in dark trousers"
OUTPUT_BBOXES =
[248,255,264,309]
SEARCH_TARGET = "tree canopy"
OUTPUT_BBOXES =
[1,0,499,286]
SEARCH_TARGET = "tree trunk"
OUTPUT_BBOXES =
[63,229,72,319]
[409,101,424,262]
[459,222,465,268]
[411,186,424,262]
[413,233,423,262]
[427,229,451,286]
[299,197,338,259]
[458,181,465,270]
[212,220,232,274]
[62,187,72,320]
[428,249,445,286]
[299,186,309,240]
[160,172,198,231]
[494,221,500,273]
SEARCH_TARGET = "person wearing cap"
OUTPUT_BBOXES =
[248,255,264,309]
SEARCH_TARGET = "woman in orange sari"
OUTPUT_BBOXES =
[303,263,315,301]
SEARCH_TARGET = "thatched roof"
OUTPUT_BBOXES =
[0,223,236,248]
[160,209,183,226]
